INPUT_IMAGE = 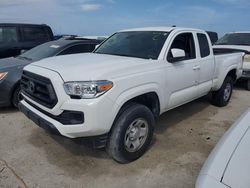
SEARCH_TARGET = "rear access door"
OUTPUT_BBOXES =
[195,32,214,96]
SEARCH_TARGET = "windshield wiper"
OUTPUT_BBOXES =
[112,53,133,57]
[94,51,150,59]
[18,56,33,61]
[215,43,228,45]
[112,53,149,59]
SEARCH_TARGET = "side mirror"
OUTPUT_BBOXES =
[171,48,185,59]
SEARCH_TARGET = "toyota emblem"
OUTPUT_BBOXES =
[27,81,36,94]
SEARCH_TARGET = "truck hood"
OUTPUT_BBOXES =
[30,53,156,81]
[213,45,250,53]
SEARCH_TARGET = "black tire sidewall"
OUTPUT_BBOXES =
[12,86,22,108]
[222,77,233,103]
[213,76,233,107]
[107,103,155,163]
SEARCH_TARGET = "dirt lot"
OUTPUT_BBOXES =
[0,87,250,188]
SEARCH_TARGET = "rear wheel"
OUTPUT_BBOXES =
[212,76,233,107]
[12,86,22,108]
[106,103,154,163]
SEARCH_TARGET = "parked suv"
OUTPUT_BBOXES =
[0,23,53,59]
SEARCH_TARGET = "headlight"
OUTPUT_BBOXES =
[0,72,8,81]
[64,80,113,99]
[243,54,250,63]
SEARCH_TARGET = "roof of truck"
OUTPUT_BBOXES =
[119,27,204,32]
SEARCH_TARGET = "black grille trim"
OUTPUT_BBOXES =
[21,71,58,109]
[24,99,84,125]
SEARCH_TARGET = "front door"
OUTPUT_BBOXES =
[166,32,200,109]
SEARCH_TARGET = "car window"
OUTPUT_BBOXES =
[59,44,93,55]
[18,42,61,61]
[21,27,49,42]
[197,33,210,58]
[167,33,196,62]
[0,27,18,43]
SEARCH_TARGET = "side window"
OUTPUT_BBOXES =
[167,33,196,62]
[21,27,49,42]
[59,44,91,55]
[0,27,18,43]
[197,33,210,58]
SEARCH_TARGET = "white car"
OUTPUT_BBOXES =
[19,27,243,163]
[213,32,250,90]
[196,108,250,188]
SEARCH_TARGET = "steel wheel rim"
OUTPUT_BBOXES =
[124,118,149,152]
[224,83,231,101]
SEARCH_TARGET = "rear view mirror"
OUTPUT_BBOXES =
[171,48,185,59]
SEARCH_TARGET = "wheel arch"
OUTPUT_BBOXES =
[213,67,237,91]
[109,90,161,135]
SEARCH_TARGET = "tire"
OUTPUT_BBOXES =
[12,86,22,108]
[247,80,250,91]
[106,103,155,163]
[212,76,233,107]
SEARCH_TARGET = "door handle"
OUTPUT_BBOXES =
[193,65,200,70]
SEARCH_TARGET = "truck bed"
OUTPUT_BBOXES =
[212,52,243,91]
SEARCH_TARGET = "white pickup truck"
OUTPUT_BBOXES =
[213,32,250,90]
[19,27,243,163]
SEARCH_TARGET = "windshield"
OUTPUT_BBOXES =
[18,42,61,61]
[94,31,169,60]
[215,33,250,46]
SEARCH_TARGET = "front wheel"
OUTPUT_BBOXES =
[12,86,22,108]
[106,103,155,163]
[212,76,233,107]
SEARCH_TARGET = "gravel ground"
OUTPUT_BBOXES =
[0,87,249,188]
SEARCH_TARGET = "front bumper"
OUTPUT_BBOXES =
[19,65,119,139]
[19,101,110,148]
[19,101,61,135]
[20,93,116,138]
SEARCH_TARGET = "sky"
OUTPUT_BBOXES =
[0,0,249,37]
